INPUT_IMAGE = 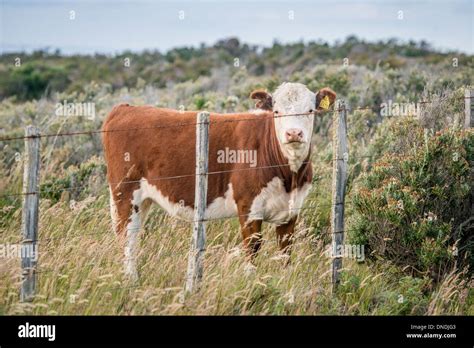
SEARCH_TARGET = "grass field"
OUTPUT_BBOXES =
[0,39,473,315]
[1,109,472,315]
[0,186,470,315]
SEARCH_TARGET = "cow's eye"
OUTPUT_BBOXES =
[274,110,279,114]
[308,109,314,113]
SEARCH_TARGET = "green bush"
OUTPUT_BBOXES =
[40,158,106,203]
[350,120,474,279]
[0,62,69,100]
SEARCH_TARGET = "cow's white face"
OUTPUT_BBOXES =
[272,83,315,171]
[250,82,336,173]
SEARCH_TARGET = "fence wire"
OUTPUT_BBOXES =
[0,154,372,198]
[1,93,472,298]
[0,94,471,143]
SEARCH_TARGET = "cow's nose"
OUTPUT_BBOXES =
[285,128,304,143]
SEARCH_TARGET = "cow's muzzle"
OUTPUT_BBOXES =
[284,128,304,143]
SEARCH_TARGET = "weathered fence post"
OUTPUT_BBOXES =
[331,101,348,292]
[20,125,40,302]
[465,89,473,129]
[185,111,210,294]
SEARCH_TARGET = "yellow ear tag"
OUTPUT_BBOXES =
[319,95,330,110]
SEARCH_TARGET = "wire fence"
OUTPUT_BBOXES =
[0,94,472,143]
[0,92,469,240]
[2,93,469,198]
[2,200,346,246]
[0,154,372,199]
[1,91,473,300]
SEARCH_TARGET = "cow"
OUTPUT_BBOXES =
[102,82,336,279]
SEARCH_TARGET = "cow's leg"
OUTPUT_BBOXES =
[239,218,263,259]
[124,201,141,281]
[109,185,120,234]
[275,217,297,255]
[236,201,263,261]
[110,184,143,281]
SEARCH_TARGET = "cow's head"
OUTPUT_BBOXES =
[251,82,336,172]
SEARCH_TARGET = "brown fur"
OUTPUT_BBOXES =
[102,105,312,256]
[250,90,273,111]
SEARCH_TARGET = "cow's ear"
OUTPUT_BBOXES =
[316,87,337,110]
[250,89,273,111]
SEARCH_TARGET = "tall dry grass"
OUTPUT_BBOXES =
[1,183,471,315]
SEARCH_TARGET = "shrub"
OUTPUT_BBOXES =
[0,62,69,100]
[349,119,474,280]
[40,157,106,203]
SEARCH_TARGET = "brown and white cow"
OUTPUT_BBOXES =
[102,82,336,279]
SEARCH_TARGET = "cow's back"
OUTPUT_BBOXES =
[102,104,274,209]
[103,105,198,192]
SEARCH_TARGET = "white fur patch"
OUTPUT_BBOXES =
[129,177,310,226]
[204,183,238,220]
[109,185,119,233]
[248,177,312,226]
[138,179,237,221]
[140,179,194,220]
[120,176,311,277]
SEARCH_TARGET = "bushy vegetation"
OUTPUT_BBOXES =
[0,37,473,315]
[1,36,472,102]
[350,120,474,279]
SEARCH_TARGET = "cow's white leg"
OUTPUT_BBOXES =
[109,185,119,234]
[124,187,143,281]
[121,184,157,280]
[124,207,140,281]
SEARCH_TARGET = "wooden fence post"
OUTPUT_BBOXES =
[465,89,473,129]
[185,111,210,294]
[20,125,40,302]
[331,101,348,292]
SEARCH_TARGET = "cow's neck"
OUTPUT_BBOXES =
[279,142,310,173]
[262,116,311,193]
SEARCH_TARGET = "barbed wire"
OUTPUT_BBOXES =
[0,151,375,199]
[0,93,469,259]
[0,94,471,143]
[0,109,326,142]
[9,233,356,281]
[12,233,356,277]
[3,93,467,304]
[0,93,466,198]
[1,199,348,246]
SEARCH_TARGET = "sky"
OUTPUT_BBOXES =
[0,0,473,55]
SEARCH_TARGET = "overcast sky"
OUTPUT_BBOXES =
[1,0,473,55]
